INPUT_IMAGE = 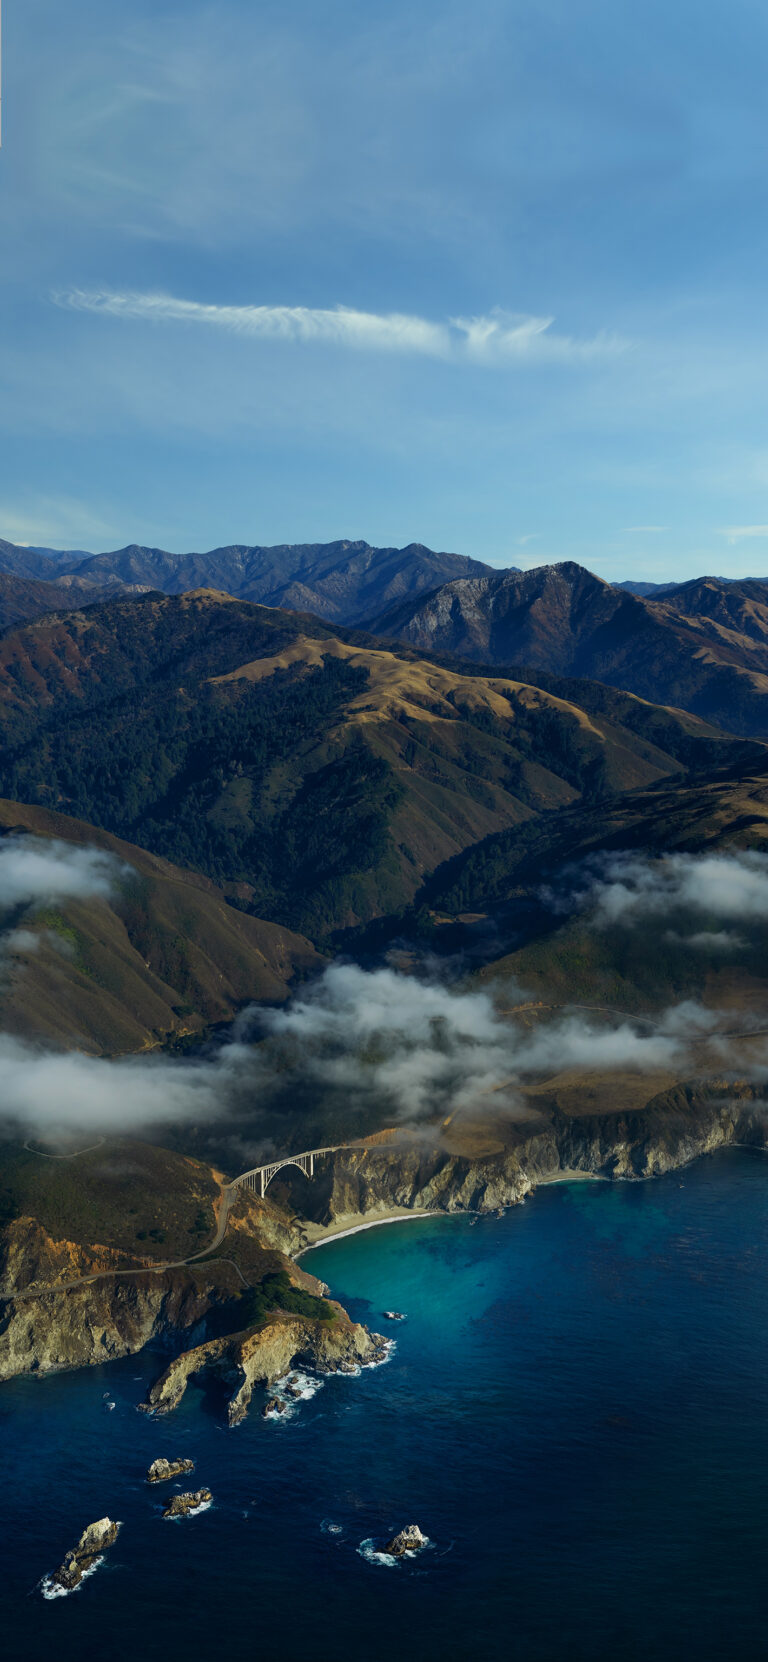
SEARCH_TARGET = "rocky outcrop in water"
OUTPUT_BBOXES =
[50,1517,120,1591]
[143,1305,384,1425]
[147,1456,195,1484]
[162,1490,211,1519]
[385,1525,428,1557]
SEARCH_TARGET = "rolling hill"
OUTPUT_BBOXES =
[0,801,321,1053]
[0,587,753,940]
[371,561,768,738]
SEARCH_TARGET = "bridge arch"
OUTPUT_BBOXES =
[232,1149,318,1200]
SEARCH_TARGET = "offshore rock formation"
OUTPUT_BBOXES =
[143,1305,384,1425]
[385,1525,428,1557]
[147,1456,195,1484]
[162,1490,211,1519]
[50,1517,120,1592]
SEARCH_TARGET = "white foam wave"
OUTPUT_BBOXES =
[357,1533,433,1568]
[360,1338,397,1371]
[263,1370,325,1420]
[164,1498,212,1520]
[357,1538,399,1568]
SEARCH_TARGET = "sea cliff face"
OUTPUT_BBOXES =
[0,1269,230,1383]
[296,1087,768,1232]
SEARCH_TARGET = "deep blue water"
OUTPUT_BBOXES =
[4,1149,768,1662]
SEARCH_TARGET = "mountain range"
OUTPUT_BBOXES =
[4,537,768,740]
[0,585,754,944]
[0,536,492,624]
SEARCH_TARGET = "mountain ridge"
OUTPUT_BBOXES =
[370,560,768,737]
[0,537,496,625]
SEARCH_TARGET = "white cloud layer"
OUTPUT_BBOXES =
[0,843,765,1143]
[258,964,686,1125]
[56,289,625,368]
[0,955,764,1143]
[550,849,768,933]
[0,836,127,911]
[0,1034,253,1137]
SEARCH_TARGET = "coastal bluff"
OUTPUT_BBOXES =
[142,1305,385,1425]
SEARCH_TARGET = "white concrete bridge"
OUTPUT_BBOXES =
[231,1144,343,1200]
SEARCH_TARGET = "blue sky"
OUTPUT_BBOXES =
[2,0,768,578]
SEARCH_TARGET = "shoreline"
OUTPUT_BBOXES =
[296,1209,434,1256]
[295,1169,600,1257]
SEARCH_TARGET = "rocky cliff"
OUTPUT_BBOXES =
[293,1084,768,1234]
[143,1303,385,1425]
[0,1266,236,1383]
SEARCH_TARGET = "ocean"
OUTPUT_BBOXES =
[3,1147,768,1662]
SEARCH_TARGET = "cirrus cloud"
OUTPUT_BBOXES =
[54,289,627,369]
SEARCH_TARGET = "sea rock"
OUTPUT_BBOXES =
[162,1489,212,1519]
[263,1396,288,1416]
[383,1311,406,1322]
[147,1456,195,1484]
[52,1517,120,1590]
[385,1524,428,1558]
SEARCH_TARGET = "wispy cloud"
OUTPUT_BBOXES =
[55,290,627,369]
[720,525,768,543]
[0,496,113,551]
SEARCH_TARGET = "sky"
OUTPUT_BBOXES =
[2,0,768,579]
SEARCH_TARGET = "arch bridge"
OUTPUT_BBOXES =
[231,1145,341,1200]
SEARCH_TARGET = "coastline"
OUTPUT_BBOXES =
[296,1208,434,1256]
[295,1170,600,1256]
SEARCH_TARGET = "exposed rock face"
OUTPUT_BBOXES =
[386,1525,428,1557]
[162,1490,211,1519]
[0,1270,232,1383]
[0,1215,135,1297]
[51,1517,120,1590]
[300,1090,768,1230]
[147,1456,195,1484]
[143,1306,384,1425]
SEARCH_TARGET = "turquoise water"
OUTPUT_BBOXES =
[3,1149,768,1661]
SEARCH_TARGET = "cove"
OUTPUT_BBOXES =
[3,1147,768,1662]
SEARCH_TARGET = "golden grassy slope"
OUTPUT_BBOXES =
[0,801,322,1054]
[213,633,733,911]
